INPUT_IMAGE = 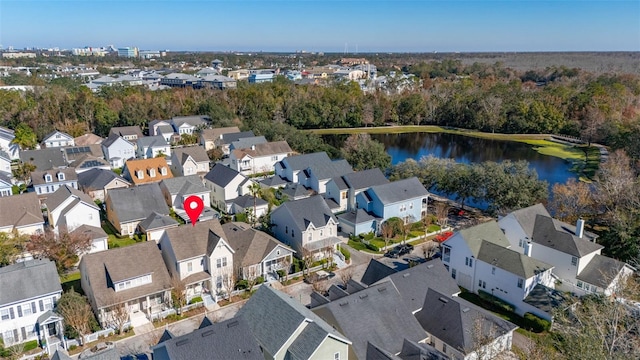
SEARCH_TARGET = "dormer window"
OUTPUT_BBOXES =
[44,174,53,183]
[148,168,156,177]
[160,167,167,176]
[136,169,144,179]
[57,172,65,181]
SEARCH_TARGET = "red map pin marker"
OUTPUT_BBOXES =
[184,195,204,226]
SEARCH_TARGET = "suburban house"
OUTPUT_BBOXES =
[151,317,263,360]
[228,135,267,153]
[300,158,353,195]
[0,150,11,176]
[355,176,429,226]
[73,133,104,147]
[199,126,240,151]
[170,146,210,176]
[20,149,66,171]
[237,286,352,360]
[79,241,173,328]
[0,126,20,160]
[275,152,333,184]
[101,134,135,169]
[148,119,174,141]
[121,158,173,186]
[42,131,74,148]
[217,131,255,155]
[170,115,211,136]
[222,222,295,281]
[69,224,109,254]
[62,145,103,166]
[442,221,556,320]
[70,155,111,174]
[109,126,143,142]
[0,172,12,197]
[0,192,44,235]
[229,141,293,175]
[229,194,269,219]
[0,259,65,355]
[197,74,238,90]
[203,163,251,213]
[415,289,518,360]
[311,282,429,360]
[45,185,101,231]
[137,212,179,244]
[31,168,78,196]
[270,195,341,257]
[326,168,389,213]
[159,175,215,223]
[158,219,235,300]
[136,136,171,159]
[77,168,131,202]
[105,183,170,236]
[498,204,636,296]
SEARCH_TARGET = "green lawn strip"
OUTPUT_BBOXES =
[60,272,83,294]
[108,235,137,248]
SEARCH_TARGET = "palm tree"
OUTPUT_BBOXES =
[248,182,262,227]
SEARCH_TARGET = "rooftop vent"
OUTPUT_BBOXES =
[201,330,214,337]
[438,297,449,304]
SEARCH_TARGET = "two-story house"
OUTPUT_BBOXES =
[199,127,240,151]
[42,131,74,148]
[31,168,78,196]
[137,212,179,244]
[136,136,171,159]
[121,158,173,186]
[270,195,341,258]
[105,184,170,236]
[326,168,389,213]
[275,152,332,184]
[148,119,175,142]
[45,185,100,231]
[20,149,66,171]
[0,192,44,235]
[158,220,235,300]
[203,163,251,213]
[229,141,293,176]
[109,126,143,142]
[159,175,215,223]
[77,168,131,202]
[216,131,255,156]
[101,134,135,169]
[0,260,65,354]
[238,286,352,360]
[0,126,20,160]
[170,146,210,176]
[80,241,173,327]
[170,115,211,136]
[0,172,12,197]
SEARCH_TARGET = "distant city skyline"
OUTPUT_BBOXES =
[0,1,638,53]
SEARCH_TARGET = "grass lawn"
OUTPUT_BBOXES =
[60,271,83,294]
[101,220,138,248]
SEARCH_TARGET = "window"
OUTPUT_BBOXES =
[216,276,223,289]
[136,170,144,179]
[0,309,9,321]
[334,352,340,360]
[42,298,53,311]
[160,167,167,176]
[478,280,486,289]
[187,262,193,272]
[519,239,523,247]
[3,330,14,345]
[465,257,473,267]
[442,343,447,353]
[409,203,413,209]
[443,246,451,262]
[584,284,590,291]
[57,172,65,181]
[517,278,524,288]
[291,230,294,237]
[285,226,288,234]
[22,303,33,316]
[571,256,577,266]
[216,257,227,268]
[577,281,583,289]
[271,156,278,161]
[44,174,52,183]
[149,168,156,177]
[451,268,457,279]
[492,267,496,275]
[320,230,323,237]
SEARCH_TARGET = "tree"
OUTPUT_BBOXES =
[401,216,415,244]
[434,202,450,232]
[57,290,94,345]
[341,133,391,171]
[338,267,354,288]
[12,162,36,188]
[301,247,314,277]
[421,241,438,259]
[0,231,28,266]
[380,221,395,250]
[421,213,433,238]
[170,275,187,315]
[27,228,92,274]
[106,294,130,334]
[207,147,224,161]
[219,265,236,300]
[549,178,595,224]
[11,123,37,150]
[248,182,262,227]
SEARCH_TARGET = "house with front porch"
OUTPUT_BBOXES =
[270,195,341,258]
[0,172,13,197]
[222,222,294,281]
[170,115,211,136]
[0,259,65,355]
[136,136,170,159]
[229,141,293,176]
[170,146,210,176]
[0,192,45,235]
[158,219,235,301]
[101,134,135,169]
[203,163,252,213]
[105,183,170,236]
[31,168,78,196]
[79,241,173,328]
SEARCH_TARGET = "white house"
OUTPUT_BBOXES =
[159,175,216,223]
[137,212,179,244]
[0,149,11,176]
[42,131,74,148]
[0,126,20,160]
[45,185,100,231]
[31,168,78,196]
[229,141,293,176]
[0,260,65,355]
[270,195,341,258]
[170,115,211,136]
[136,136,171,159]
[0,192,44,235]
[170,146,210,176]
[69,224,109,254]
[109,126,143,142]
[325,168,389,213]
[275,152,333,184]
[77,168,131,202]
[203,163,252,213]
[301,159,353,195]
[101,134,135,169]
[199,126,240,151]
[0,172,12,197]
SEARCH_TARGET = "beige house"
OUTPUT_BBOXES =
[0,192,44,235]
[77,168,131,202]
[170,146,210,176]
[199,126,240,151]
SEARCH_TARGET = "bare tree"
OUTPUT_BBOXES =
[421,241,438,260]
[465,315,501,360]
[106,294,130,334]
[242,265,261,292]
[219,266,237,300]
[27,227,92,275]
[421,213,433,238]
[312,279,329,295]
[434,202,450,233]
[402,216,415,244]
[170,275,187,315]
[301,247,314,277]
[380,222,394,250]
[56,290,94,346]
[280,256,291,282]
[338,267,354,288]
[322,238,334,269]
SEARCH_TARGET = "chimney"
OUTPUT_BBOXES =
[251,144,256,150]
[576,218,585,238]
[523,239,532,257]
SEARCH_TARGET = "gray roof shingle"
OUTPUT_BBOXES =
[20,149,66,170]
[342,168,389,190]
[398,339,449,360]
[231,141,292,159]
[45,184,97,214]
[161,219,227,261]
[532,215,602,257]
[204,163,246,187]
[367,177,428,205]
[78,168,130,191]
[280,152,331,172]
[109,126,143,139]
[220,131,255,145]
[137,135,169,148]
[173,146,209,164]
[0,259,61,306]
[160,175,208,196]
[230,136,267,151]
[0,192,43,229]
[272,195,336,232]
[200,127,241,142]
[360,259,398,286]
[576,254,631,289]
[449,221,511,257]
[138,212,179,232]
[477,240,553,279]
[31,168,77,186]
[307,159,353,181]
[222,222,293,267]
[508,203,551,239]
[106,184,170,223]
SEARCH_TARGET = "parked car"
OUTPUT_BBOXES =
[397,244,414,256]
[384,248,401,258]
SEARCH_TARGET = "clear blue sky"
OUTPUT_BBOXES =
[1,1,638,52]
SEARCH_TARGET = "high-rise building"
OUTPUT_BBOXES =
[117,47,139,58]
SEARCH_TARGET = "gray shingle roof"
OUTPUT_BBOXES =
[45,184,97,214]
[137,135,168,148]
[576,254,630,289]
[78,168,130,191]
[367,177,428,205]
[312,283,427,360]
[0,192,43,229]
[64,144,103,163]
[308,159,353,181]
[51,350,73,360]
[398,339,449,360]
[360,259,398,286]
[280,152,331,171]
[532,215,602,257]
[238,286,350,357]
[330,175,348,190]
[220,131,255,145]
[508,203,551,239]
[449,221,511,257]
[231,141,292,159]
[0,259,61,306]
[366,342,402,360]
[272,195,336,232]
[232,195,268,209]
[172,115,211,128]
[80,241,172,309]
[152,317,263,360]
[415,289,517,355]
[138,212,179,232]
[337,209,377,225]
[101,134,131,148]
[160,175,208,195]
[204,163,245,187]
[173,146,209,164]
[200,127,241,142]
[109,126,143,139]
[523,284,568,315]
[70,224,108,241]
[106,184,170,223]
[31,168,78,186]
[20,149,66,170]
[230,136,267,150]
[280,183,313,200]
[161,219,228,261]
[477,240,553,279]
[222,222,293,267]
[286,321,329,360]
[259,175,288,188]
[381,260,461,312]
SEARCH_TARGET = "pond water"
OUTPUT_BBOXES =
[324,132,577,208]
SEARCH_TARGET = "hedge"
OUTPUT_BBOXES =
[339,246,351,261]
[523,313,551,332]
[189,296,203,304]
[478,290,516,313]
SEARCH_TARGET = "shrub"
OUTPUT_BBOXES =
[523,313,551,332]
[23,340,38,352]
[362,232,375,241]
[339,246,351,261]
[365,242,379,252]
[235,212,248,222]
[189,296,203,304]
[276,269,286,278]
[256,276,265,284]
[235,279,249,290]
[68,345,78,351]
[478,290,516,313]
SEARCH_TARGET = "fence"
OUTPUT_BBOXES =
[149,308,177,322]
[377,227,451,252]
[82,327,116,344]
